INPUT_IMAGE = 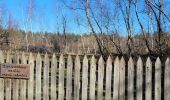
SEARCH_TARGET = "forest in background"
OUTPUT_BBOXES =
[1,27,170,57]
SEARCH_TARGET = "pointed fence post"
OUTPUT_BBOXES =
[74,55,80,100]
[0,51,4,100]
[58,54,65,100]
[35,53,42,100]
[128,57,134,100]
[155,57,161,100]
[51,54,57,100]
[82,55,88,100]
[28,53,34,100]
[113,57,119,100]
[97,56,104,100]
[136,57,143,100]
[5,51,11,100]
[145,57,152,100]
[105,56,112,100]
[12,52,19,100]
[90,56,96,100]
[119,57,125,100]
[20,52,27,100]
[66,55,73,100]
[164,57,170,100]
[43,53,49,100]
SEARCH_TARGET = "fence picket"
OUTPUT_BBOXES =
[119,57,125,100]
[97,56,104,100]
[155,57,161,100]
[28,53,34,100]
[136,57,143,100]
[145,57,152,100]
[105,56,112,100]
[0,51,4,100]
[5,51,11,100]
[66,55,73,100]
[58,54,65,100]
[43,53,49,100]
[165,58,170,100]
[74,55,80,100]
[51,54,57,100]
[82,55,88,100]
[128,57,134,100]
[20,52,27,100]
[90,56,96,100]
[35,53,42,100]
[113,57,119,100]
[12,53,19,100]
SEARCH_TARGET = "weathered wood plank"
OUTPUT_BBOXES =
[0,50,4,100]
[58,54,65,100]
[97,56,104,100]
[90,56,96,100]
[43,53,49,100]
[119,57,125,100]
[74,55,80,100]
[128,57,134,100]
[82,55,88,100]
[51,54,57,100]
[164,57,170,100]
[105,56,112,100]
[28,53,34,100]
[145,57,152,100]
[66,55,73,100]
[12,52,19,100]
[35,53,42,100]
[136,57,143,100]
[20,52,27,100]
[113,57,119,100]
[155,57,161,100]
[5,51,11,100]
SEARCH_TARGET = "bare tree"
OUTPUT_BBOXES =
[24,0,34,51]
[133,0,152,54]
[115,0,135,55]
[144,0,170,54]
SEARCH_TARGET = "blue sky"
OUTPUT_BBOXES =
[0,0,87,34]
[0,0,169,35]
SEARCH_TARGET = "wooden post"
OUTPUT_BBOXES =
[51,54,57,100]
[82,55,88,100]
[128,57,134,100]
[0,50,4,100]
[113,57,119,100]
[58,54,65,100]
[165,57,170,100]
[136,57,143,100]
[28,53,34,100]
[43,53,49,100]
[155,57,161,100]
[12,52,19,100]
[74,55,80,100]
[66,55,73,100]
[90,56,96,100]
[35,53,42,100]
[145,57,152,100]
[5,51,11,100]
[105,56,112,100]
[119,57,125,100]
[97,56,104,100]
[20,52,27,100]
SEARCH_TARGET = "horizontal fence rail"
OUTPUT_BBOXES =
[0,51,169,100]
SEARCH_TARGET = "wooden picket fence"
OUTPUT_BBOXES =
[0,51,170,100]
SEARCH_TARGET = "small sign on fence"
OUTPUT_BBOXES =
[0,63,30,79]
